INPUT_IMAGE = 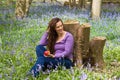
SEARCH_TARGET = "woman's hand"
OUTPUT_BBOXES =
[46,53,55,58]
[44,51,55,58]
[48,54,55,58]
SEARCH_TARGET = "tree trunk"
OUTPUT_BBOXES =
[82,0,86,8]
[78,0,85,8]
[89,37,106,68]
[69,0,72,8]
[73,0,76,7]
[15,0,32,19]
[78,0,81,8]
[42,0,45,3]
[91,0,102,19]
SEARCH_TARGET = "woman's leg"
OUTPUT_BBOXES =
[44,57,73,69]
[29,45,46,77]
[58,58,73,69]
[30,57,45,77]
[36,45,46,57]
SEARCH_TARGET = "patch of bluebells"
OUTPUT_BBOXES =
[79,72,88,80]
[0,2,120,80]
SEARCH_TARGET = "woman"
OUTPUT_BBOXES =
[28,17,74,77]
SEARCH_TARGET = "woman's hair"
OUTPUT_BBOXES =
[47,17,63,54]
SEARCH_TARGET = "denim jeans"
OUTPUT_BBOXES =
[30,45,73,77]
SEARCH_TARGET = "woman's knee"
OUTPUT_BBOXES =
[36,45,45,51]
[63,59,73,69]
[36,45,46,57]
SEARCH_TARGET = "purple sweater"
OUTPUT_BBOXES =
[39,32,74,60]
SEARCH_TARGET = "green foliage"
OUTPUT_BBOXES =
[0,2,120,80]
[104,46,120,62]
[0,0,16,8]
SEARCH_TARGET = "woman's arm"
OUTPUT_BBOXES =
[39,32,48,46]
[54,34,74,58]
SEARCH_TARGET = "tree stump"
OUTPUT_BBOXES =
[89,37,106,68]
[64,21,91,68]
[77,23,91,66]
[64,20,106,69]
[64,20,83,67]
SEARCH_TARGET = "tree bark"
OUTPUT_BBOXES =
[79,23,90,57]
[64,20,106,69]
[78,0,86,8]
[69,0,72,8]
[78,0,81,8]
[89,37,106,68]
[64,20,83,67]
[64,21,91,68]
[91,0,102,19]
[15,0,32,19]
[78,23,90,66]
[73,0,76,7]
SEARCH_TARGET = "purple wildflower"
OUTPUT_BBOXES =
[36,64,42,72]
[79,72,87,80]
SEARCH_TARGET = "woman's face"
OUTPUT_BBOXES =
[55,21,64,34]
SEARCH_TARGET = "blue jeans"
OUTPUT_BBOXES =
[30,45,73,77]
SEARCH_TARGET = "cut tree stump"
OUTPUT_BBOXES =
[78,23,90,58]
[64,20,106,69]
[89,37,106,68]
[64,21,91,68]
[78,23,91,66]
[64,20,83,67]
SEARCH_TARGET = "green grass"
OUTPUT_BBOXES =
[0,3,120,80]
[0,22,120,79]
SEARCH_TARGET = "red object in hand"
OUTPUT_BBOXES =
[44,51,50,56]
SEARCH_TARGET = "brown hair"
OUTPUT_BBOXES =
[47,17,63,54]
